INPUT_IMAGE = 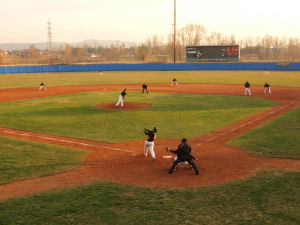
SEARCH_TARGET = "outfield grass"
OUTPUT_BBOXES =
[1,170,299,225]
[0,92,277,143]
[0,71,299,89]
[227,106,300,159]
[0,136,88,184]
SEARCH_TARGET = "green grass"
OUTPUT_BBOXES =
[0,71,299,89]
[0,136,88,184]
[0,92,277,143]
[1,170,299,225]
[227,106,300,159]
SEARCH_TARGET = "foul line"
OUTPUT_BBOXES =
[0,102,296,151]
[0,130,137,155]
[197,102,294,146]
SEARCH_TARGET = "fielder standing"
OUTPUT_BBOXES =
[142,83,149,94]
[115,88,127,107]
[264,82,271,94]
[244,80,251,96]
[143,126,158,161]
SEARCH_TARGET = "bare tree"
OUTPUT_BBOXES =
[136,44,150,62]
[207,32,223,45]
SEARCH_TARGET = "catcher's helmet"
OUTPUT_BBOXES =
[153,126,158,132]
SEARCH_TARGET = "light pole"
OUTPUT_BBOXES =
[173,0,176,64]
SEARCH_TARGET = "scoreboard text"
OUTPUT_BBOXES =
[186,45,239,62]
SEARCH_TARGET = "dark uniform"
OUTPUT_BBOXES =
[244,80,251,96]
[142,83,148,94]
[244,81,250,88]
[38,82,46,91]
[143,127,158,160]
[171,78,178,87]
[144,128,156,141]
[115,88,127,107]
[264,82,271,94]
[168,139,199,175]
[121,89,126,98]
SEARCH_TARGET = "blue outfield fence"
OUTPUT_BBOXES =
[0,63,300,74]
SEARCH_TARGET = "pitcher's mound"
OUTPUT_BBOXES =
[94,102,151,110]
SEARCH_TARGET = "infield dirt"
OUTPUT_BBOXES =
[0,83,299,200]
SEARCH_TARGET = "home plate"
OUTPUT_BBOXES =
[163,155,173,159]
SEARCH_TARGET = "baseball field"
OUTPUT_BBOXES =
[0,71,299,225]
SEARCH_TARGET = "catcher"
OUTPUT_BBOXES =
[166,138,199,175]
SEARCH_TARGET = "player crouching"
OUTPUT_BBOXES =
[166,138,199,175]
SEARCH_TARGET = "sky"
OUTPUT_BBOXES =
[0,0,299,43]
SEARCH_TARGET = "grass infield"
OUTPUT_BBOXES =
[0,136,88,184]
[0,92,277,143]
[0,71,299,89]
[1,170,299,225]
[227,106,300,159]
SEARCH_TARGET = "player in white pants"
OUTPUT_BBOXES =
[143,127,158,160]
[115,88,127,107]
[171,78,178,87]
[244,80,251,96]
[38,82,46,91]
[264,82,271,94]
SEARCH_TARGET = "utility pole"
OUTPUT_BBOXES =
[47,18,52,50]
[173,0,176,64]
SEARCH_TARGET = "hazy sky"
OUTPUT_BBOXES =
[0,0,299,43]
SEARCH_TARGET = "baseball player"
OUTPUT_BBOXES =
[264,82,271,94]
[244,80,251,96]
[98,70,103,76]
[142,83,149,94]
[171,78,178,87]
[115,88,127,107]
[143,126,158,161]
[38,82,46,91]
[166,138,199,175]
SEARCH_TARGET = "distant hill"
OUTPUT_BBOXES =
[0,40,138,51]
[0,42,64,51]
[74,39,138,48]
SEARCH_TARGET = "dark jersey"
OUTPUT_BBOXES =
[264,83,270,88]
[244,82,250,88]
[173,78,177,82]
[144,128,157,142]
[121,90,126,97]
[40,82,45,86]
[170,143,193,160]
[142,84,147,89]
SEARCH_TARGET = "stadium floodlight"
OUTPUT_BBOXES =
[173,0,176,64]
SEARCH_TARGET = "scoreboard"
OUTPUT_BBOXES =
[186,45,239,62]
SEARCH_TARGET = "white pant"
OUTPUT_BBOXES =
[244,88,251,96]
[171,82,178,87]
[38,86,46,91]
[115,95,123,107]
[144,141,155,159]
[264,87,271,94]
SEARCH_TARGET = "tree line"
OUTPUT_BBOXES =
[1,24,299,65]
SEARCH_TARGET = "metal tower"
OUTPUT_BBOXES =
[47,18,52,50]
